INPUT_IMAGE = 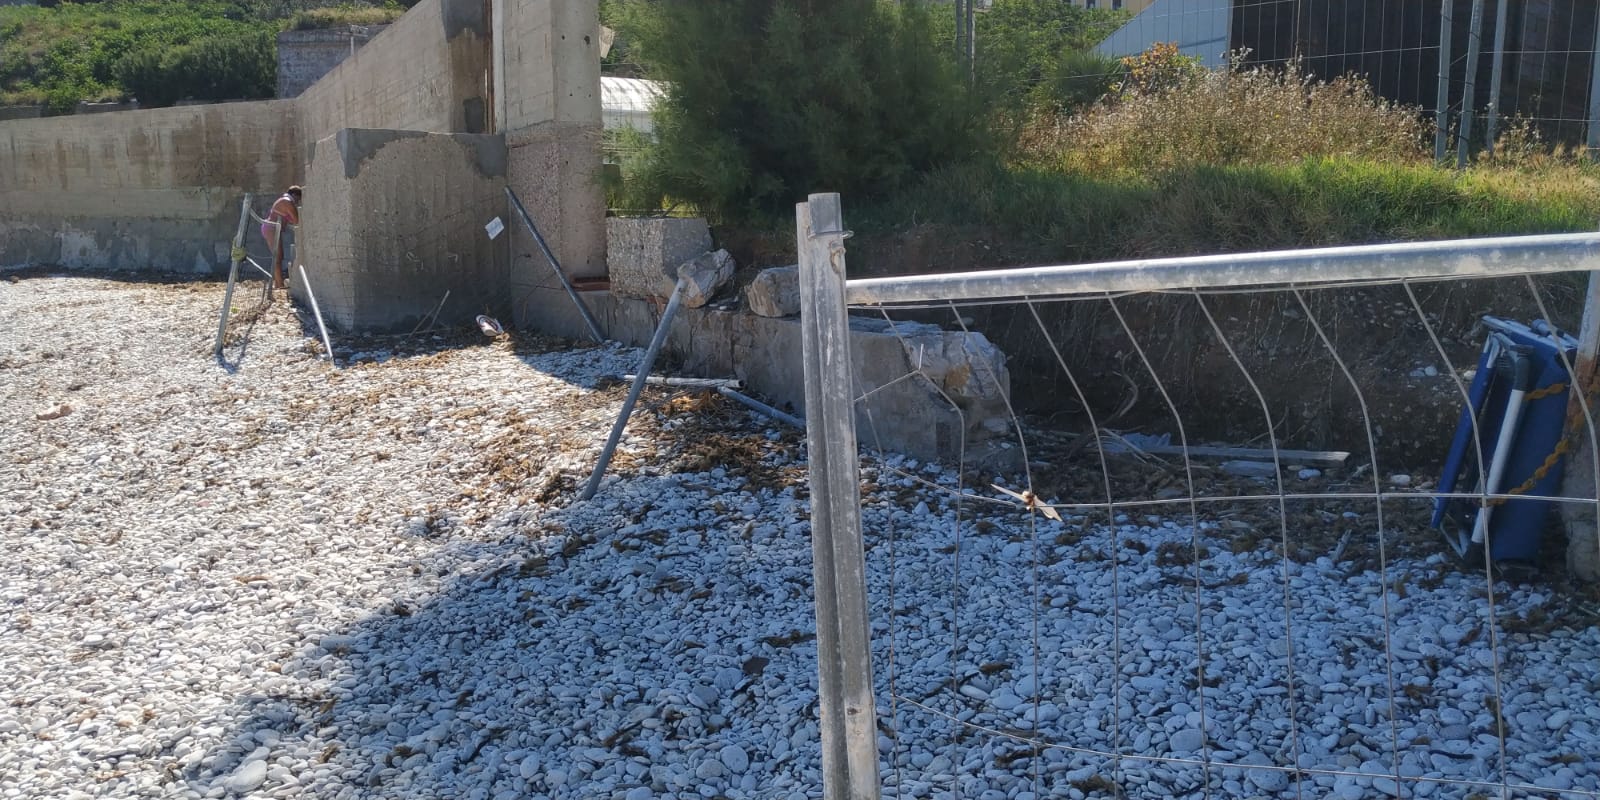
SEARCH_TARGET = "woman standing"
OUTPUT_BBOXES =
[262,186,302,290]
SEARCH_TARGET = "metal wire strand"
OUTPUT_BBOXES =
[1105,294,1215,800]
[1292,288,1406,794]
[1191,290,1304,800]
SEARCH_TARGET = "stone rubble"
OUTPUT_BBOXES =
[1,275,1597,800]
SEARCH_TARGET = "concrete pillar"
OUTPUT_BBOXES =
[495,0,606,325]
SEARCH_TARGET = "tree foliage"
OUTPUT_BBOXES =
[616,0,984,221]
[117,30,277,108]
[954,0,1129,115]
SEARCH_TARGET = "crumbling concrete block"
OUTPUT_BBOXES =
[853,318,1013,443]
[606,217,711,300]
[746,265,800,318]
[678,249,735,309]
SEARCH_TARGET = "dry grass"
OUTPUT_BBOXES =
[1025,54,1427,175]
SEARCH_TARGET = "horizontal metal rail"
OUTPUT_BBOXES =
[844,232,1600,306]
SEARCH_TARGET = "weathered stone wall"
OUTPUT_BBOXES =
[0,101,301,272]
[292,129,509,333]
[276,25,392,99]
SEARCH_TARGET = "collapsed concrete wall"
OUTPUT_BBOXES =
[521,218,1014,460]
[0,101,300,272]
[292,129,509,332]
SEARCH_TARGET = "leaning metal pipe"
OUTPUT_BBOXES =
[298,265,337,364]
[844,232,1600,306]
[580,277,687,501]
[504,186,607,343]
[718,386,805,429]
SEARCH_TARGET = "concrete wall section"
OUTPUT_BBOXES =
[277,25,392,99]
[293,129,509,332]
[297,0,491,161]
[497,0,606,281]
[0,101,300,272]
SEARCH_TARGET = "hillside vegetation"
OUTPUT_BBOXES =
[0,0,413,113]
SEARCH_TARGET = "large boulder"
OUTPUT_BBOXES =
[607,217,713,300]
[678,249,736,309]
[746,265,800,318]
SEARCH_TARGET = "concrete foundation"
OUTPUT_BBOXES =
[292,129,509,332]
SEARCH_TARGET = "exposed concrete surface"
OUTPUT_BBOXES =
[497,0,606,282]
[293,129,508,332]
[276,25,392,99]
[0,101,300,272]
[746,265,800,318]
[297,0,492,162]
[605,217,714,301]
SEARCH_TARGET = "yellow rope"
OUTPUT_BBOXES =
[1485,378,1598,506]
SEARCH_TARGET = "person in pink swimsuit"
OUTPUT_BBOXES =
[262,186,301,289]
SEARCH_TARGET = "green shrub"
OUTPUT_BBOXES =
[284,5,405,31]
[617,0,985,222]
[115,47,183,107]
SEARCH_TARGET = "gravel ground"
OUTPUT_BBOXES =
[2,274,1598,800]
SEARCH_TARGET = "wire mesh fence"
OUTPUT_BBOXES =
[1042,0,1600,159]
[797,193,1600,799]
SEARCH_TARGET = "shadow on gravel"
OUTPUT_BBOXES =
[179,472,822,800]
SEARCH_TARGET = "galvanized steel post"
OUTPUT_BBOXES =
[799,193,881,800]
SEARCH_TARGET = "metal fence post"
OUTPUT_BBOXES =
[580,277,686,502]
[1588,3,1600,159]
[214,194,253,358]
[1457,0,1486,167]
[1483,0,1509,155]
[798,193,881,800]
[1435,0,1455,162]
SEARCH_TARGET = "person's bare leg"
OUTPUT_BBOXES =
[267,227,284,290]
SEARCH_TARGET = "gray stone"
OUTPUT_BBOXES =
[1169,729,1205,753]
[746,266,800,318]
[607,217,713,301]
[224,760,268,794]
[718,744,749,773]
[677,250,735,309]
